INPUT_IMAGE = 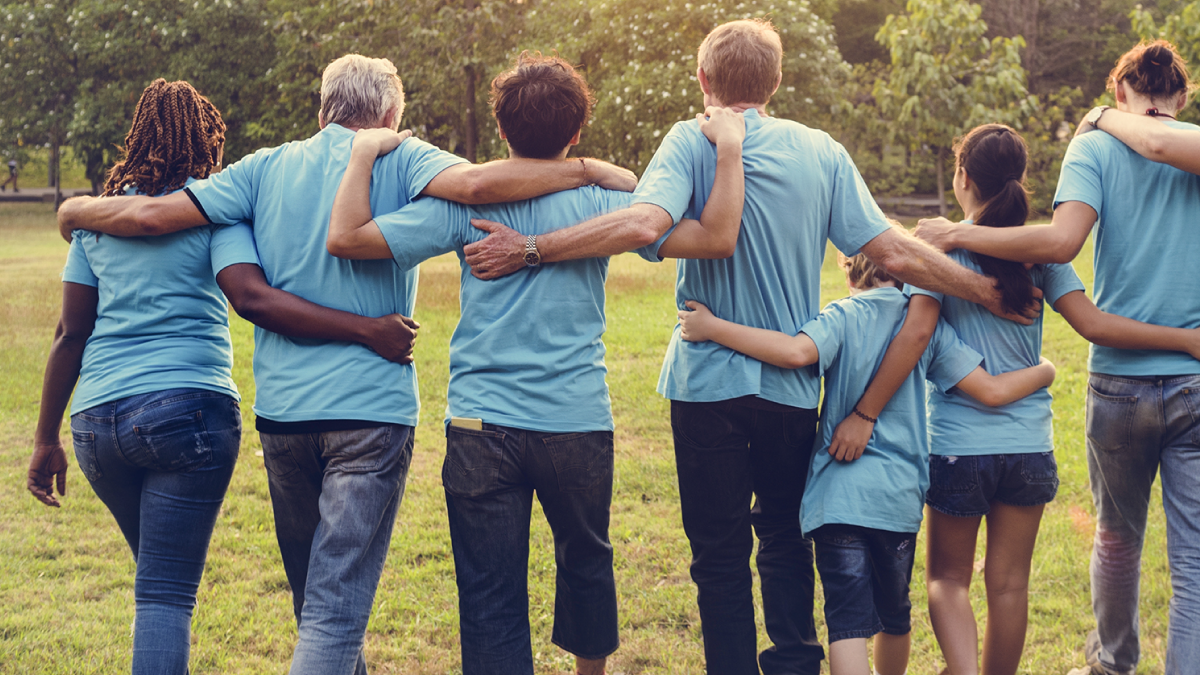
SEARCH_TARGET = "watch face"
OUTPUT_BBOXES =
[524,251,540,266]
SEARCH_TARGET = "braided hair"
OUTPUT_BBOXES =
[103,79,226,197]
[955,124,1037,317]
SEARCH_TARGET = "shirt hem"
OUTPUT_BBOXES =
[250,407,419,427]
[71,382,239,415]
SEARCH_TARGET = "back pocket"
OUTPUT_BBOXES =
[1019,452,1058,485]
[71,429,101,482]
[443,426,506,499]
[928,455,979,494]
[132,411,212,472]
[544,431,613,493]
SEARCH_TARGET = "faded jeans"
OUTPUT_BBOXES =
[1085,373,1200,675]
[71,388,241,675]
[442,424,618,675]
[261,424,414,675]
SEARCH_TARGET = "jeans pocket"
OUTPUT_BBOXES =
[71,429,101,482]
[671,400,735,450]
[1086,381,1138,452]
[929,455,978,494]
[443,426,506,499]
[261,434,301,480]
[132,410,212,472]
[1178,384,1200,446]
[544,431,614,493]
[1019,452,1059,485]
[322,425,393,473]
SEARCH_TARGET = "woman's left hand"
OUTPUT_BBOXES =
[28,441,68,507]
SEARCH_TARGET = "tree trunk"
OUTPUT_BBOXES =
[463,64,478,163]
[936,145,947,217]
[48,142,58,188]
[52,140,62,210]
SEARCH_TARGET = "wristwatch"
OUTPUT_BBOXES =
[523,234,541,267]
[1085,105,1111,128]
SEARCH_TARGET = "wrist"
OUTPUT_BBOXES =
[350,315,377,346]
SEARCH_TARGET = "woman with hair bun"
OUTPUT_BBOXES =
[914,40,1200,675]
[26,79,417,675]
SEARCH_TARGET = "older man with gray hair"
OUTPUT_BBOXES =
[57,53,635,675]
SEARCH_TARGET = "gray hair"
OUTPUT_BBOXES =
[320,54,405,129]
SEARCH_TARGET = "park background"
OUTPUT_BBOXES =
[1,0,1196,672]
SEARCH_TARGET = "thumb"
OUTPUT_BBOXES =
[471,218,502,233]
[402,316,420,329]
[684,300,699,310]
[398,129,413,141]
[57,467,66,496]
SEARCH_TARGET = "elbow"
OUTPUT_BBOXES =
[631,206,674,250]
[710,232,738,259]
[135,202,173,236]
[227,287,268,325]
[780,352,813,370]
[1045,230,1083,264]
[326,235,352,259]
[1144,131,1171,163]
[874,248,912,281]
[975,390,1004,408]
[455,168,491,205]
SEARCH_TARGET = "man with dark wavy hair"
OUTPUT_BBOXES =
[325,52,747,675]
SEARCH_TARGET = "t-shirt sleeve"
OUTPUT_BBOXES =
[1040,262,1087,309]
[397,137,470,201]
[61,232,98,287]
[1053,136,1104,213]
[631,122,697,225]
[185,149,269,225]
[925,318,984,393]
[209,223,263,275]
[374,198,469,270]
[827,141,891,256]
[799,302,847,373]
[903,284,944,304]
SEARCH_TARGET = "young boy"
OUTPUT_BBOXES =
[677,240,1056,675]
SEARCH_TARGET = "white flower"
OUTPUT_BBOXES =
[625,104,633,112]
[786,86,795,92]
[653,129,661,137]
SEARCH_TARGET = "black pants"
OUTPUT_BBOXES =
[672,397,823,675]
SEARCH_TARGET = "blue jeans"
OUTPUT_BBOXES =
[926,452,1059,517]
[260,424,414,675]
[811,525,916,643]
[671,398,824,675]
[71,388,241,675]
[1085,374,1200,675]
[442,424,618,675]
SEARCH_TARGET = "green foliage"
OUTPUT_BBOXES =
[527,0,851,171]
[1131,0,1200,123]
[1021,86,1087,215]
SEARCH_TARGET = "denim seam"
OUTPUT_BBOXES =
[115,390,231,422]
[924,499,989,518]
[550,636,620,661]
[827,623,883,642]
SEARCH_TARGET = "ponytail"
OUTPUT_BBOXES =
[954,124,1037,317]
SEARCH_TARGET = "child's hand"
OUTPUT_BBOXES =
[678,300,715,342]
[828,413,872,462]
[1036,355,1057,388]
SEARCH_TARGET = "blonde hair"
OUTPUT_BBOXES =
[697,19,783,106]
[837,220,903,289]
[320,54,405,130]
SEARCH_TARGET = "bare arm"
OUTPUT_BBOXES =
[677,300,819,369]
[1087,109,1200,175]
[1054,290,1200,358]
[217,264,419,364]
[825,295,941,462]
[58,191,207,242]
[327,130,395,260]
[954,358,1056,407]
[859,226,1040,325]
[422,156,637,205]
[28,282,98,507]
[657,107,746,259]
[913,201,1097,265]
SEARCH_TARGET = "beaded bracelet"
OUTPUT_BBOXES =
[851,406,877,424]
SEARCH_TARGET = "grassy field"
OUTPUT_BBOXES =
[0,202,1171,673]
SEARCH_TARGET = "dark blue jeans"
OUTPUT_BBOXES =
[671,398,823,675]
[260,424,414,675]
[442,424,618,675]
[71,388,241,675]
[811,524,917,642]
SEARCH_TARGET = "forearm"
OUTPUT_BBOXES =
[1097,111,1200,174]
[1073,309,1195,352]
[58,192,206,239]
[328,146,390,259]
[984,364,1055,406]
[871,233,997,307]
[539,203,674,263]
[657,140,744,259]
[426,158,589,205]
[702,319,817,370]
[950,222,1083,265]
[35,330,86,444]
[854,297,939,417]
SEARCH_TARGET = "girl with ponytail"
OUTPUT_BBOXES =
[912,123,1200,675]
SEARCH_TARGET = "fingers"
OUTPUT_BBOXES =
[27,474,60,507]
[685,300,698,310]
[398,129,414,141]
[56,468,66,496]
[470,218,503,233]
[401,316,421,330]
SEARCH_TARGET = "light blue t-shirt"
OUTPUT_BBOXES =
[62,205,260,414]
[1054,121,1200,376]
[636,109,892,409]
[798,287,982,535]
[375,187,654,432]
[186,126,467,425]
[908,249,1084,456]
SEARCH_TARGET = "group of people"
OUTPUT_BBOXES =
[23,14,1200,675]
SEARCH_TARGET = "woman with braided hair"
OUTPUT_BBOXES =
[26,79,419,674]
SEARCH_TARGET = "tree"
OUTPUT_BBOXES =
[525,0,851,172]
[872,0,1037,214]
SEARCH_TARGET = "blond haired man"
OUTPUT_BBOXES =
[464,20,1014,674]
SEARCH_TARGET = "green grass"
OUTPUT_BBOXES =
[0,203,1171,673]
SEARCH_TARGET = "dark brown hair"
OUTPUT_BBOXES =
[104,79,225,197]
[955,124,1035,316]
[489,52,595,160]
[1108,40,1195,102]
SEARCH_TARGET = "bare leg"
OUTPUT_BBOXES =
[575,656,605,675]
[830,638,871,675]
[873,631,911,675]
[926,506,983,675]
[980,502,1044,675]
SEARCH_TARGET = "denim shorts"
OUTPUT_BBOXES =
[812,524,917,642]
[925,452,1059,518]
